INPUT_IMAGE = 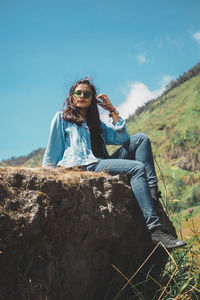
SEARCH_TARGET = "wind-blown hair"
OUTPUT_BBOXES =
[63,78,102,133]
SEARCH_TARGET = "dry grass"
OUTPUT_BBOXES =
[181,213,200,240]
[0,166,109,186]
[112,242,178,300]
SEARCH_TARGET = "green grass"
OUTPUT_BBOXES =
[125,74,200,211]
[118,208,200,299]
[117,76,200,298]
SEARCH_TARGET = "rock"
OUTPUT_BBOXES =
[0,167,176,300]
[163,146,200,172]
[177,153,200,171]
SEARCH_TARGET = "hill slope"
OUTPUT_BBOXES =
[0,148,45,168]
[126,74,200,169]
[124,74,200,210]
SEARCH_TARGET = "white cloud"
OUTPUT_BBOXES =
[117,82,162,119]
[100,75,173,122]
[193,31,200,43]
[137,54,146,65]
[160,75,173,88]
[118,75,173,119]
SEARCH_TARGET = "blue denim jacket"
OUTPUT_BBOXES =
[42,111,130,168]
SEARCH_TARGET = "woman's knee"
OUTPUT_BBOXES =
[130,132,150,143]
[129,161,145,176]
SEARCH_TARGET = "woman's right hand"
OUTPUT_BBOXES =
[96,93,119,124]
[96,94,115,112]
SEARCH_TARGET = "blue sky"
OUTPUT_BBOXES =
[0,0,200,161]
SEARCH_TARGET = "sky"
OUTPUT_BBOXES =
[0,0,200,161]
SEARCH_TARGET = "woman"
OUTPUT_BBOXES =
[42,78,186,249]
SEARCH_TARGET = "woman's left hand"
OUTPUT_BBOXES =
[96,94,115,112]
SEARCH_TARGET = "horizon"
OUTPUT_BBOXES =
[1,0,200,161]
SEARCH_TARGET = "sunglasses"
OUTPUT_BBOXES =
[73,90,93,99]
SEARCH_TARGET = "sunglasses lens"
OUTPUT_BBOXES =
[73,91,81,98]
[84,91,92,98]
[73,90,92,99]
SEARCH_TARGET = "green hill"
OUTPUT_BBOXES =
[125,73,200,211]
[107,64,200,211]
[1,64,200,211]
[0,148,45,168]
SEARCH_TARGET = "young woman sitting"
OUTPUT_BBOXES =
[42,78,186,249]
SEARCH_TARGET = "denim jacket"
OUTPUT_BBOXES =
[42,111,130,168]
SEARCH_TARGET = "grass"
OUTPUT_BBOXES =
[162,207,200,299]
[160,248,200,299]
[173,205,200,248]
[124,74,200,213]
[0,166,109,186]
[118,207,200,299]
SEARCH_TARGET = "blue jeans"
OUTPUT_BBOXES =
[86,133,161,230]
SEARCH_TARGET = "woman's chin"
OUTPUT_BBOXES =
[76,104,89,109]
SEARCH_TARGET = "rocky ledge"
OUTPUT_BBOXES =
[0,167,176,300]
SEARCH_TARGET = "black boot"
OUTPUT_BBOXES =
[150,226,186,249]
[150,186,162,202]
[150,186,163,213]
[150,186,186,248]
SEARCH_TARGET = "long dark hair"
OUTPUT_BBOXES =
[63,78,102,133]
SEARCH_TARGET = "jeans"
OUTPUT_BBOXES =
[86,133,161,230]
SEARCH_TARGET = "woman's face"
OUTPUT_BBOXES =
[72,84,93,110]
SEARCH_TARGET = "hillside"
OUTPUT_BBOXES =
[125,74,200,211]
[0,148,45,168]
[126,74,200,170]
[1,66,200,211]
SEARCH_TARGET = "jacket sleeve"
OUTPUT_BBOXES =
[101,116,130,145]
[42,111,65,167]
